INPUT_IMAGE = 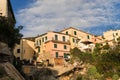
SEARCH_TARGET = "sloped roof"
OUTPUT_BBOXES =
[60,27,95,36]
[36,31,79,39]
[23,37,36,42]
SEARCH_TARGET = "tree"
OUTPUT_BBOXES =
[70,37,120,79]
[83,66,101,80]
[95,39,120,77]
[0,16,23,49]
[102,43,110,50]
[70,47,95,63]
[70,47,82,58]
[94,43,102,54]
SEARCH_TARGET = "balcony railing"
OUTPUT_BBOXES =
[51,37,70,44]
[34,43,40,47]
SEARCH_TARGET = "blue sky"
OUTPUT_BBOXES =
[11,0,120,37]
[11,0,31,12]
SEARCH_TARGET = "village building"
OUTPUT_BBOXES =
[0,0,16,26]
[14,27,100,66]
[103,30,120,46]
[13,27,120,66]
[35,31,70,65]
[93,36,104,44]
[60,27,96,52]
[14,37,37,64]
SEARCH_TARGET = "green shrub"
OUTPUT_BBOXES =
[112,74,119,80]
[76,75,82,80]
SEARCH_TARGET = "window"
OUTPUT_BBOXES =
[54,44,57,48]
[42,38,44,42]
[66,31,68,35]
[17,49,20,53]
[39,40,41,45]
[74,31,77,35]
[38,47,40,52]
[56,52,59,58]
[55,35,58,40]
[116,33,118,36]
[45,36,47,41]
[73,38,75,43]
[36,40,39,45]
[64,45,67,49]
[106,42,108,45]
[62,36,66,42]
[64,53,68,58]
[87,35,90,39]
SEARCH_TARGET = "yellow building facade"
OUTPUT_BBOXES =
[60,27,95,52]
[14,38,37,61]
[103,30,120,46]
[0,0,15,25]
[0,0,8,17]
[103,30,120,41]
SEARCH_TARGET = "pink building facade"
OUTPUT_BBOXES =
[35,31,70,65]
[45,40,70,58]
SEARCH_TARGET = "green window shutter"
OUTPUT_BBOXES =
[64,53,67,58]
[45,36,47,41]
[54,44,57,48]
[55,35,58,40]
[63,36,65,42]
[38,47,40,52]
[73,38,75,42]
[39,40,41,45]
[56,52,59,58]
[64,45,67,49]
[87,35,90,39]
[66,31,68,35]
[42,38,44,42]
[74,31,77,35]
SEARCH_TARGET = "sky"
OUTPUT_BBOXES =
[11,0,120,37]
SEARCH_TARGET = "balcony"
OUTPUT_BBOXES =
[34,43,40,48]
[51,38,70,45]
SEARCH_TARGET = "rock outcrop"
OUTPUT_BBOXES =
[0,42,11,56]
[0,62,25,80]
[0,42,12,62]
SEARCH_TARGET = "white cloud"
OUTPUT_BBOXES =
[16,0,120,37]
